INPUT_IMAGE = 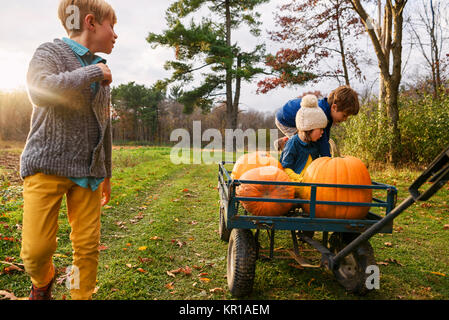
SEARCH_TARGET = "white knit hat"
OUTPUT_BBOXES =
[295,94,328,131]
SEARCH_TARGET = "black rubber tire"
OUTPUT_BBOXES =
[227,229,257,298]
[329,232,377,296]
[219,205,231,242]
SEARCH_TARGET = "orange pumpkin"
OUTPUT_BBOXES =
[236,166,295,216]
[231,151,283,180]
[298,156,372,219]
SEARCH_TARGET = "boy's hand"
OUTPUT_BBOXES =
[97,63,112,86]
[101,178,111,206]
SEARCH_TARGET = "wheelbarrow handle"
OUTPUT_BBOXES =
[408,145,449,201]
[330,145,449,270]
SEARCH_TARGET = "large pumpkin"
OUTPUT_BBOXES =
[236,166,295,216]
[298,156,372,219]
[231,151,283,180]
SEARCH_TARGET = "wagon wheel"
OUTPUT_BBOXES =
[227,229,257,298]
[219,204,231,242]
[328,232,376,296]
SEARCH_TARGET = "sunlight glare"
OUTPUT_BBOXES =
[0,49,28,91]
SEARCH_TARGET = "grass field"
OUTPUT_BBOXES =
[0,145,448,300]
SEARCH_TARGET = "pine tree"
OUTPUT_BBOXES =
[147,0,269,130]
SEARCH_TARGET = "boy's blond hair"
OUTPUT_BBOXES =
[58,0,117,36]
[327,85,360,115]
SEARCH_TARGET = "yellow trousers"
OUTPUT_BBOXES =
[21,173,102,300]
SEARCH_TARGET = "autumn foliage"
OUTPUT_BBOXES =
[258,0,365,93]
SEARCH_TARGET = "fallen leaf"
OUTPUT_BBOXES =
[150,236,162,241]
[98,245,108,251]
[0,290,17,300]
[430,271,446,277]
[182,188,189,192]
[2,265,23,274]
[136,268,147,273]
[138,246,147,251]
[126,264,132,268]
[138,256,153,263]
[169,268,183,275]
[199,277,211,283]
[385,258,404,266]
[307,278,315,287]
[443,224,449,230]
[182,266,192,276]
[210,287,224,293]
[167,270,176,278]
[384,242,393,247]
[177,240,185,248]
[165,282,174,290]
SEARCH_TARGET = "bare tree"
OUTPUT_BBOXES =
[409,0,448,99]
[350,0,408,165]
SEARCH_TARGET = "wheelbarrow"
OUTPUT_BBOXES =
[217,146,449,297]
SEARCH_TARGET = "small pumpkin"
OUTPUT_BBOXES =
[236,166,295,216]
[231,151,283,180]
[298,156,372,219]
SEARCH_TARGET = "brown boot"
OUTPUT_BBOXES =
[29,265,56,300]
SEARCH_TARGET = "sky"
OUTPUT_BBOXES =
[0,0,427,113]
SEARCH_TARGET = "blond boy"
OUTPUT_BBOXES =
[20,0,117,300]
[274,86,360,153]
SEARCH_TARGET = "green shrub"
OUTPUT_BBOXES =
[334,92,449,165]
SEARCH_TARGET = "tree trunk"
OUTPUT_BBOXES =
[335,0,350,86]
[377,1,391,128]
[224,0,236,130]
[233,54,242,129]
[350,0,407,166]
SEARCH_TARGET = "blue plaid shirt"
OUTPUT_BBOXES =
[62,37,105,191]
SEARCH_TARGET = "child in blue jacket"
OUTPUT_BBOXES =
[280,95,328,187]
[274,86,360,155]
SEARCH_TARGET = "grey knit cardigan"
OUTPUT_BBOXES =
[20,39,112,179]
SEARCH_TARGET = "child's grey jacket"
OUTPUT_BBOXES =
[20,39,112,179]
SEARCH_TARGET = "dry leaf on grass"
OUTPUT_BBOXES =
[0,290,17,300]
[165,282,175,290]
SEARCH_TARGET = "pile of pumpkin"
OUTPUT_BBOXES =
[232,151,372,219]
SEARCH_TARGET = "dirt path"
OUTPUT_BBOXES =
[0,151,21,185]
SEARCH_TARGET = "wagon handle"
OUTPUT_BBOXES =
[408,145,449,201]
[330,145,449,271]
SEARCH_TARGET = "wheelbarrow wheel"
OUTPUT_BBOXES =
[227,229,257,298]
[219,204,231,242]
[329,232,376,296]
